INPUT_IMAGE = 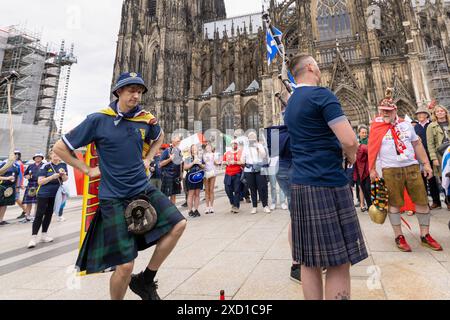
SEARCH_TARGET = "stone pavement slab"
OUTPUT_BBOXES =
[0,187,450,300]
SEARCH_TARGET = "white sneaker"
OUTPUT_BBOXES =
[40,233,54,243]
[281,203,288,210]
[57,216,66,222]
[264,206,271,214]
[270,204,276,211]
[28,236,37,249]
[251,208,257,214]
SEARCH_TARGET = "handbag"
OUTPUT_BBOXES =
[437,126,450,157]
[437,139,450,157]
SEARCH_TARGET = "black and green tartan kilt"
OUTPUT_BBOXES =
[0,186,16,207]
[76,187,186,275]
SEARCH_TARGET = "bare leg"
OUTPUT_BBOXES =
[325,263,351,300]
[359,186,365,209]
[148,220,187,271]
[170,195,176,205]
[25,204,33,216]
[16,199,26,212]
[110,261,134,300]
[210,177,216,207]
[0,206,6,222]
[288,223,300,264]
[204,179,210,208]
[194,190,201,210]
[301,266,323,300]
[187,191,194,212]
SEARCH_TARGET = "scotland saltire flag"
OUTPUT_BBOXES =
[266,30,279,65]
[271,26,283,39]
[288,70,297,86]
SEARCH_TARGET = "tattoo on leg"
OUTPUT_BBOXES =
[335,291,350,300]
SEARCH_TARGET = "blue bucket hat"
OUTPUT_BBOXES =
[112,72,148,98]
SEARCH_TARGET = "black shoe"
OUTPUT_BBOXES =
[194,210,201,217]
[129,272,161,300]
[290,264,301,284]
[188,211,195,217]
[16,212,26,220]
[0,221,10,226]
[182,202,188,208]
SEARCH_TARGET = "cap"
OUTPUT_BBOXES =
[112,72,148,98]
[33,152,45,160]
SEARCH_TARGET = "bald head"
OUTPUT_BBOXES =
[289,54,321,85]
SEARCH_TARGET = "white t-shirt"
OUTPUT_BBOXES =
[378,121,419,169]
[242,144,267,173]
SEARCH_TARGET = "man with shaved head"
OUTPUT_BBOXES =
[284,54,368,300]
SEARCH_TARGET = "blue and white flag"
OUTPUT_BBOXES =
[442,146,450,195]
[288,70,297,86]
[266,30,279,65]
[271,26,283,39]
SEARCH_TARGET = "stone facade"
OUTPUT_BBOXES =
[113,0,450,138]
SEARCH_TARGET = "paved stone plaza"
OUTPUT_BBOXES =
[1,185,450,300]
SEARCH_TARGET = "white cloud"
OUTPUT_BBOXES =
[0,0,262,131]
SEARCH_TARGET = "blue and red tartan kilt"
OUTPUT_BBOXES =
[23,182,38,204]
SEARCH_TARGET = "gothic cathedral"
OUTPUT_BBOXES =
[113,0,450,138]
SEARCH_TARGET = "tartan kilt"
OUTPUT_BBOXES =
[23,182,38,204]
[0,186,15,207]
[291,184,368,268]
[76,187,186,275]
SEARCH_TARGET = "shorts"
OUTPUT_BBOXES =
[382,164,428,207]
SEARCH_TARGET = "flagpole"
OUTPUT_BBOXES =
[263,12,293,95]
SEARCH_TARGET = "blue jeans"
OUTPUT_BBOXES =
[276,164,292,207]
[268,174,286,205]
[224,174,242,209]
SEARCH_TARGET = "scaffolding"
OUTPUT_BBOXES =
[0,26,47,121]
[424,45,450,108]
[0,26,77,157]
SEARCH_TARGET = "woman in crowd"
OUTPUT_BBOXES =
[353,142,372,212]
[22,153,45,222]
[28,150,68,248]
[203,144,220,214]
[0,161,20,226]
[242,132,271,214]
[355,126,369,209]
[184,144,205,218]
[427,105,450,177]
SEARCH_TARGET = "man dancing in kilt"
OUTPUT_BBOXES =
[53,72,187,300]
[284,54,368,300]
[368,89,442,252]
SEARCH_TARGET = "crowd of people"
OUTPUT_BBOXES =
[147,132,289,218]
[0,150,70,248]
[2,62,450,301]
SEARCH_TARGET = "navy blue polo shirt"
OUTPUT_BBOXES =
[160,147,183,179]
[37,163,68,198]
[63,110,162,200]
[150,155,162,179]
[0,162,20,188]
[284,86,348,187]
[25,163,42,183]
